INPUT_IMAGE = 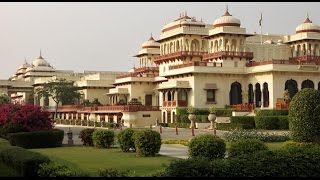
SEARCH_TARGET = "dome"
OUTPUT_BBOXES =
[32,55,50,67]
[295,17,320,33]
[142,36,160,49]
[213,9,241,28]
[161,12,205,33]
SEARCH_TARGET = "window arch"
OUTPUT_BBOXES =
[285,79,298,99]
[229,82,242,105]
[248,84,254,104]
[262,82,269,107]
[301,79,314,89]
[255,83,261,107]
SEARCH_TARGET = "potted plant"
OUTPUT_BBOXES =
[207,105,217,130]
[187,106,196,128]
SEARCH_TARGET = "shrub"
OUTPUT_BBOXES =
[7,129,64,148]
[37,162,75,177]
[117,128,136,152]
[133,129,161,157]
[255,109,288,116]
[254,116,289,130]
[224,129,290,142]
[0,123,28,139]
[79,128,95,146]
[216,108,233,117]
[288,88,320,142]
[188,134,226,160]
[164,157,213,177]
[278,116,289,130]
[230,116,255,129]
[98,168,130,177]
[92,129,115,148]
[0,146,50,176]
[228,138,268,158]
[216,123,243,131]
[0,104,53,132]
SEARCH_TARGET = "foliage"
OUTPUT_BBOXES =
[7,129,64,149]
[188,134,226,160]
[0,93,10,106]
[230,116,255,129]
[98,168,130,177]
[161,139,189,146]
[255,109,288,116]
[224,129,290,142]
[92,129,115,148]
[133,129,161,157]
[0,146,50,177]
[283,89,290,103]
[37,162,78,177]
[78,128,95,146]
[164,157,213,177]
[117,128,136,152]
[127,98,141,105]
[0,123,28,139]
[228,138,268,158]
[35,78,82,118]
[288,88,320,142]
[82,98,102,107]
[187,106,196,114]
[255,116,288,130]
[208,105,216,114]
[0,104,52,133]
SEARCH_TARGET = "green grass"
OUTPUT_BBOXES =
[0,161,21,177]
[31,145,176,177]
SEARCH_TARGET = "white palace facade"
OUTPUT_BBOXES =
[2,8,320,127]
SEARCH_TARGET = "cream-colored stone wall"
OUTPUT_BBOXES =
[122,111,161,128]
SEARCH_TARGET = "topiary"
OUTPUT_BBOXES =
[79,128,95,146]
[117,128,136,152]
[188,134,226,160]
[288,88,320,142]
[92,129,115,148]
[133,129,161,157]
[228,138,268,158]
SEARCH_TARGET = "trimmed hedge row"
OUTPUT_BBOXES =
[0,145,50,176]
[255,116,288,130]
[7,129,64,149]
[255,109,288,116]
[230,116,255,129]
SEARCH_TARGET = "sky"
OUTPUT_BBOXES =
[0,2,319,79]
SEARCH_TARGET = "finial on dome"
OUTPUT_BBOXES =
[304,13,312,23]
[224,5,231,16]
[149,33,154,41]
[39,49,43,59]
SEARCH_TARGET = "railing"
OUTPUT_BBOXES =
[154,51,207,63]
[45,105,160,113]
[246,59,299,67]
[203,51,254,61]
[289,55,320,65]
[116,67,159,79]
[162,100,188,107]
[169,61,223,70]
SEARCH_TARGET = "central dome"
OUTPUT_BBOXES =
[295,16,320,33]
[32,55,50,67]
[213,9,241,28]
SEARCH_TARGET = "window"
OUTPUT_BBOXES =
[206,90,216,103]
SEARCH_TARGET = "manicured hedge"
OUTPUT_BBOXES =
[92,129,115,148]
[7,129,64,149]
[255,109,288,116]
[133,129,161,157]
[255,116,288,130]
[216,123,243,131]
[0,146,50,177]
[117,128,136,152]
[79,128,95,146]
[230,116,255,129]
[228,138,268,158]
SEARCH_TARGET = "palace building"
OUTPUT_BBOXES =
[2,8,320,127]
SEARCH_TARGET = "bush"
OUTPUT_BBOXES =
[216,123,243,131]
[255,109,288,116]
[7,129,64,148]
[98,168,130,177]
[92,129,115,148]
[188,134,226,160]
[0,146,50,176]
[288,88,320,142]
[224,129,290,142]
[230,116,255,129]
[0,104,53,132]
[38,162,76,177]
[216,108,233,117]
[117,128,136,152]
[0,123,28,139]
[164,157,213,177]
[228,138,268,158]
[255,116,288,130]
[133,129,161,157]
[79,128,95,146]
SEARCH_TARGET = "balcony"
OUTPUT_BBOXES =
[225,103,254,111]
[116,67,159,79]
[289,55,320,65]
[169,61,223,70]
[154,51,207,64]
[246,59,301,67]
[203,51,254,61]
[163,100,188,107]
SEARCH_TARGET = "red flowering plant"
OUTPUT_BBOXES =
[0,103,53,132]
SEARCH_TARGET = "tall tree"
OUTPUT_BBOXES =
[0,93,11,106]
[35,78,82,119]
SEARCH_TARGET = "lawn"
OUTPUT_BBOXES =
[31,145,177,177]
[0,162,21,177]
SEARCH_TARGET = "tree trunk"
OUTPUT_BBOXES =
[55,102,59,119]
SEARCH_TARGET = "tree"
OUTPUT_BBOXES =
[0,93,10,106]
[35,78,82,119]
[288,88,320,142]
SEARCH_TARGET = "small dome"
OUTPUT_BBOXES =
[295,17,320,33]
[213,9,241,28]
[161,13,205,33]
[142,36,160,49]
[32,55,50,67]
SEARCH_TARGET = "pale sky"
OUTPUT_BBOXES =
[0,2,319,79]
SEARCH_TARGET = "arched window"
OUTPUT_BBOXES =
[255,83,261,107]
[262,82,269,107]
[301,79,314,89]
[285,79,298,99]
[248,84,254,104]
[229,82,242,105]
